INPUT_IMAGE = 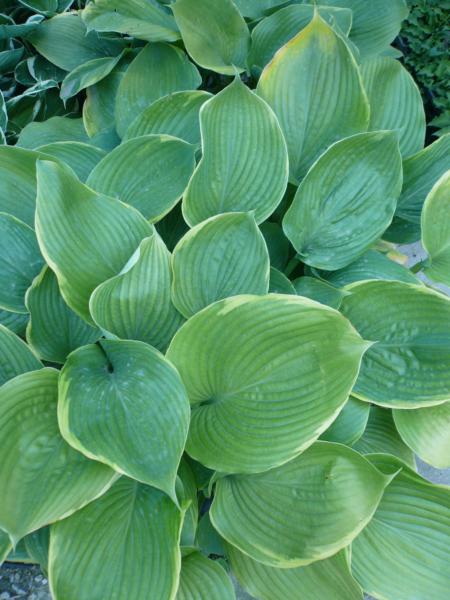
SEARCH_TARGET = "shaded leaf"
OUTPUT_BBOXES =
[268,267,295,294]
[320,396,370,446]
[17,116,90,149]
[60,52,124,101]
[293,276,347,309]
[177,552,235,600]
[0,323,42,385]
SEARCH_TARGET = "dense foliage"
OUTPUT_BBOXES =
[0,1,449,599]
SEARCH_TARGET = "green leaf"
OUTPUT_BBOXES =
[23,526,49,573]
[90,234,184,351]
[82,0,180,43]
[49,477,182,600]
[87,134,195,222]
[0,529,12,565]
[0,368,115,543]
[227,544,363,600]
[177,551,235,600]
[197,513,225,557]
[115,42,201,138]
[320,396,370,446]
[17,116,90,149]
[210,442,391,567]
[293,276,348,309]
[172,0,250,75]
[233,0,287,19]
[83,69,125,140]
[257,13,369,183]
[59,339,190,500]
[0,213,44,313]
[36,142,106,182]
[182,78,288,226]
[178,459,198,547]
[282,131,402,270]
[340,280,450,408]
[361,56,425,157]
[124,90,212,146]
[393,402,450,469]
[166,294,369,473]
[60,52,124,101]
[268,267,295,294]
[0,310,29,337]
[259,222,290,271]
[35,160,153,323]
[171,213,270,319]
[421,170,450,286]
[0,323,42,385]
[351,454,450,600]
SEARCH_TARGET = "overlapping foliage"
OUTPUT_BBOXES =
[0,1,449,599]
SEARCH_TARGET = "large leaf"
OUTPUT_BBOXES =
[0,368,115,543]
[49,477,182,600]
[0,213,44,313]
[171,213,270,318]
[36,141,106,182]
[172,0,250,75]
[227,544,362,600]
[83,69,125,140]
[87,134,195,222]
[293,276,348,309]
[361,56,425,157]
[60,52,124,101]
[421,170,450,286]
[59,339,190,500]
[35,160,152,323]
[210,442,390,567]
[351,454,450,600]
[114,42,201,137]
[166,294,369,473]
[182,78,288,226]
[320,396,370,446]
[177,552,235,600]
[257,13,369,183]
[282,131,402,270]
[393,402,450,469]
[233,0,287,19]
[17,116,91,150]
[0,323,42,385]
[340,280,450,407]
[0,310,29,337]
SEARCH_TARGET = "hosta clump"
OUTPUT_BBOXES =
[0,1,449,599]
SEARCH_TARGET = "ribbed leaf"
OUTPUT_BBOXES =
[35,160,152,323]
[320,396,370,446]
[36,142,106,182]
[182,78,288,226]
[268,267,295,294]
[83,69,124,140]
[227,544,362,600]
[340,280,450,407]
[0,310,29,337]
[115,42,201,137]
[422,171,450,286]
[233,0,287,19]
[49,477,182,600]
[0,369,115,543]
[172,0,250,75]
[383,215,422,244]
[351,454,450,600]
[393,402,450,469]
[0,324,42,385]
[166,294,369,473]
[259,222,290,271]
[293,276,347,309]
[59,340,190,499]
[17,117,90,150]
[210,442,390,567]
[60,53,124,101]
[257,13,369,183]
[90,234,184,351]
[171,213,270,318]
[87,134,195,222]
[0,213,44,313]
[23,526,49,573]
[361,56,425,157]
[283,132,402,270]
[124,90,212,145]
[177,552,234,600]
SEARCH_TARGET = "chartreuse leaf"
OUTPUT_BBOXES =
[393,402,450,469]
[90,235,183,351]
[115,42,201,137]
[36,142,106,182]
[87,134,195,222]
[227,544,363,600]
[268,267,295,294]
[25,267,100,364]
[35,160,152,323]
[177,551,235,600]
[421,171,450,286]
[60,52,124,101]
[210,442,391,567]
[182,78,288,226]
[82,0,180,43]
[320,396,370,446]
[0,310,29,337]
[49,477,183,600]
[124,90,212,145]
[283,132,402,270]
[351,454,450,600]
[166,294,369,473]
[171,213,270,319]
[0,324,42,385]
[340,280,450,408]
[257,13,369,183]
[0,369,115,543]
[58,340,190,500]
[178,459,198,547]
[172,0,250,75]
[0,213,44,313]
[361,56,425,157]
[293,276,347,309]
[17,117,90,150]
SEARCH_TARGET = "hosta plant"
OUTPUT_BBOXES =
[0,1,449,599]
